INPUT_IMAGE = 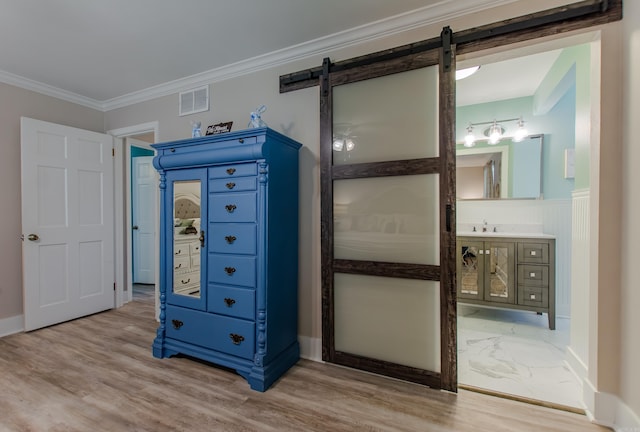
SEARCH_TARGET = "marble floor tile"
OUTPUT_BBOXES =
[457,305,583,409]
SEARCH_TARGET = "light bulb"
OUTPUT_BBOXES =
[332,139,344,151]
[464,126,475,147]
[344,139,355,151]
[513,119,528,142]
[488,122,502,145]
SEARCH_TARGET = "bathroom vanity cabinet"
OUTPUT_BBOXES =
[457,235,556,329]
[151,127,302,391]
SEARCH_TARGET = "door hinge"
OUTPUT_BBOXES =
[112,148,115,157]
[113,282,116,291]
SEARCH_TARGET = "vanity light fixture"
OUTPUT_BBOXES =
[461,116,529,146]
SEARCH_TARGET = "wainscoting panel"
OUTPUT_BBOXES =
[570,189,590,368]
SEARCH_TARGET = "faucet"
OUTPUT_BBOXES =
[482,220,488,232]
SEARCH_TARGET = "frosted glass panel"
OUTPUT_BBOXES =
[332,66,439,165]
[334,175,439,265]
[334,273,440,371]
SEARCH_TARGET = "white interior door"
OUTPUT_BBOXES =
[132,155,156,284]
[21,117,115,331]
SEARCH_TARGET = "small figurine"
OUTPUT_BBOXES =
[248,105,267,128]
[191,121,202,137]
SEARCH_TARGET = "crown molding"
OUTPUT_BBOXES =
[0,69,104,111]
[2,0,517,112]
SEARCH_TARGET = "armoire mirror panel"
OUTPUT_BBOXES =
[173,180,202,298]
[332,66,439,165]
[333,174,440,265]
[334,273,441,372]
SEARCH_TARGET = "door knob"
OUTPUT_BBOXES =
[132,225,139,230]
[27,234,39,241]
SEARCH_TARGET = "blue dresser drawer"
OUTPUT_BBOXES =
[165,305,255,359]
[208,285,255,320]
[209,254,256,287]
[210,193,257,222]
[210,176,257,193]
[209,223,256,255]
[210,162,257,179]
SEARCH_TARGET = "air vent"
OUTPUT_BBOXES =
[179,85,209,116]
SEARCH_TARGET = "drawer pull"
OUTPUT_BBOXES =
[225,235,237,244]
[530,272,536,277]
[174,263,182,269]
[225,204,237,213]
[224,267,236,275]
[238,138,244,144]
[530,251,537,256]
[174,249,182,255]
[530,294,536,300]
[224,298,236,307]
[226,168,236,175]
[229,333,245,345]
[172,319,183,330]
[226,182,236,189]
[181,278,191,285]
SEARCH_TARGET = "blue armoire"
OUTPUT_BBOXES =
[151,127,301,391]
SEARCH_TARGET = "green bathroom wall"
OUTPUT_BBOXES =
[456,43,591,199]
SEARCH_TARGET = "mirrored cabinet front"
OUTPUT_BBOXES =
[173,180,202,298]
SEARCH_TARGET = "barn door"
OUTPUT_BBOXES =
[321,28,457,391]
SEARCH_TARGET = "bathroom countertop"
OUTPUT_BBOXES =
[457,231,555,239]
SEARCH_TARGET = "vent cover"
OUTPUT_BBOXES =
[179,85,209,116]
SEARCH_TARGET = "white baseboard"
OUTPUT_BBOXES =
[584,379,640,431]
[565,346,588,382]
[0,314,24,338]
[298,336,322,362]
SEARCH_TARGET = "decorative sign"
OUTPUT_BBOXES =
[205,121,233,135]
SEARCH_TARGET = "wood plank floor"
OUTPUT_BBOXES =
[0,293,610,432]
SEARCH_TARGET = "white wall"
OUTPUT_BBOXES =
[619,0,640,425]
[101,0,637,427]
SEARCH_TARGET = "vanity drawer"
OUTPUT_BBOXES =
[174,256,190,271]
[210,177,257,193]
[208,285,255,320]
[190,242,201,255]
[209,162,257,179]
[210,192,257,222]
[165,305,255,360]
[209,254,256,288]
[517,243,549,264]
[517,264,549,286]
[173,270,200,296]
[518,285,549,308]
[209,223,257,255]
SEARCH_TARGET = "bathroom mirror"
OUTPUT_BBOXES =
[173,180,202,298]
[456,134,543,200]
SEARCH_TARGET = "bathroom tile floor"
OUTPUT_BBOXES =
[457,304,583,409]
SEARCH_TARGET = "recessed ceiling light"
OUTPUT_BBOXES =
[455,66,480,80]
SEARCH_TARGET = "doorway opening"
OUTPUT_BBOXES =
[455,33,599,412]
[109,122,159,312]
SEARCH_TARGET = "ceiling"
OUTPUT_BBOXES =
[0,0,561,110]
